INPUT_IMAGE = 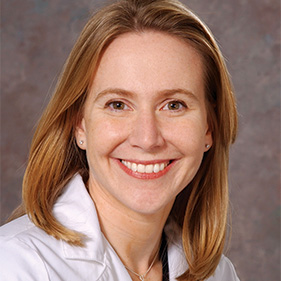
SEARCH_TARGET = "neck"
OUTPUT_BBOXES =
[89,182,173,275]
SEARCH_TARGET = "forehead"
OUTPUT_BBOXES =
[90,31,205,99]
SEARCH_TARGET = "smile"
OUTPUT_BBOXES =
[121,160,170,174]
[117,159,174,180]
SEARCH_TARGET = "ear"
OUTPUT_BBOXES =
[75,118,87,150]
[204,125,213,152]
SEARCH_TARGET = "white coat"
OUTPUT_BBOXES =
[0,174,240,281]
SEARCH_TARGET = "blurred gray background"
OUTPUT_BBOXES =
[1,0,280,280]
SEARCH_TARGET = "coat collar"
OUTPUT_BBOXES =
[52,174,188,279]
[165,219,188,278]
[53,174,106,262]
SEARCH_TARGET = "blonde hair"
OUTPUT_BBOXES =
[11,0,237,280]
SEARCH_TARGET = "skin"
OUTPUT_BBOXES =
[76,31,212,280]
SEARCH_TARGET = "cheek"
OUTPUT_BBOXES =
[164,118,207,150]
[85,117,128,154]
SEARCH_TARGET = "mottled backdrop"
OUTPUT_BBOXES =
[1,0,280,280]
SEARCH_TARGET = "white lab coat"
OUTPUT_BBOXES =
[0,174,240,281]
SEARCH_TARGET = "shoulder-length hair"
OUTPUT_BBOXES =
[11,0,237,280]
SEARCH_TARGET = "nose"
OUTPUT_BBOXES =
[128,110,165,151]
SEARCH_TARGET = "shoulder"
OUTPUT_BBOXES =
[0,214,57,247]
[1,215,34,237]
[164,219,240,281]
[0,216,56,280]
[209,255,240,281]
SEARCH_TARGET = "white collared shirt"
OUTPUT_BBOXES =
[0,174,240,281]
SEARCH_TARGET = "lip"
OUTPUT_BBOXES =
[115,158,176,180]
[121,159,171,165]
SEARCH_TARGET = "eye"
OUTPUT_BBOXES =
[106,101,130,111]
[162,100,187,111]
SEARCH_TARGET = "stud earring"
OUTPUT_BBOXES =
[79,140,84,145]
[205,144,210,149]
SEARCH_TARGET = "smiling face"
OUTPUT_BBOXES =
[76,31,212,215]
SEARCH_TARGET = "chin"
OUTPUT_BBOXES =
[125,197,174,216]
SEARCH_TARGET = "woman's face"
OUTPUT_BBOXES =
[76,31,212,215]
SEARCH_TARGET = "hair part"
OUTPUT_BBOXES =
[10,1,237,280]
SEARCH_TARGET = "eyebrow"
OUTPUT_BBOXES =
[94,88,134,102]
[159,88,199,101]
[94,87,199,102]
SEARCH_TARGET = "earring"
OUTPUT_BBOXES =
[79,140,84,145]
[205,144,210,149]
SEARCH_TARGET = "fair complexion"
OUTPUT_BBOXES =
[76,31,212,280]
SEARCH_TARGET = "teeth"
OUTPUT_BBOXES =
[121,160,169,174]
[153,164,160,173]
[145,164,153,173]
[131,163,137,172]
[138,164,145,173]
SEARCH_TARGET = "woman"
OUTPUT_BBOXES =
[0,0,240,280]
